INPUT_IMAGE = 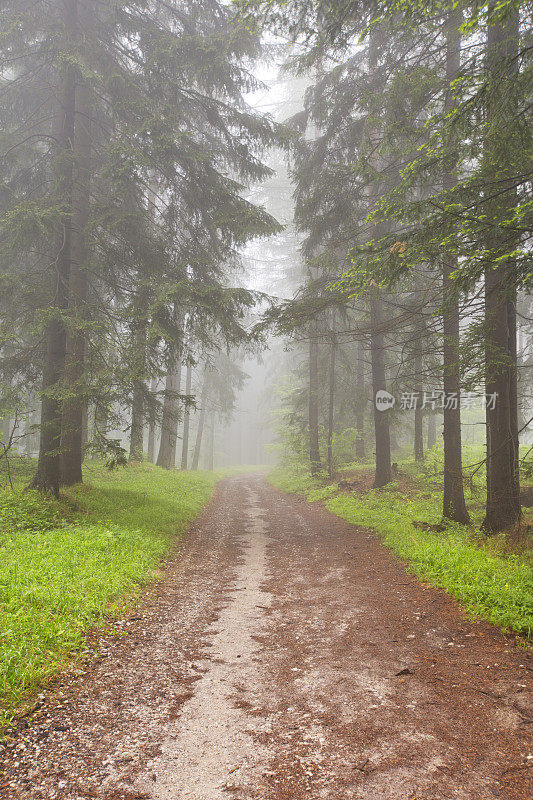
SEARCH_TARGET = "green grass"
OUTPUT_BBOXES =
[270,465,533,639]
[0,461,221,730]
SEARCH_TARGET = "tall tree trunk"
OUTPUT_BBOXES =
[180,361,193,469]
[482,7,521,532]
[370,292,392,487]
[191,376,208,470]
[355,338,366,459]
[414,340,424,462]
[365,26,391,488]
[31,0,77,495]
[146,377,158,462]
[327,333,336,479]
[156,350,182,468]
[60,52,92,486]
[508,295,519,480]
[442,210,470,524]
[157,309,184,469]
[442,5,470,523]
[309,327,321,475]
[129,302,147,462]
[129,378,144,461]
[517,319,525,436]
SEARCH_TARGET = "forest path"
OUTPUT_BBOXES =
[1,474,531,800]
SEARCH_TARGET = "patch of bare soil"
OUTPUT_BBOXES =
[0,475,531,800]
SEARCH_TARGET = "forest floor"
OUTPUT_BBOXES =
[1,473,531,800]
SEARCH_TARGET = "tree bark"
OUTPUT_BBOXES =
[31,0,77,495]
[517,319,525,437]
[364,26,391,488]
[129,299,148,462]
[355,338,366,460]
[414,340,424,462]
[60,50,92,486]
[157,309,185,469]
[129,377,145,461]
[309,327,321,475]
[191,376,208,470]
[180,361,193,470]
[482,7,521,533]
[370,292,392,487]
[156,350,182,469]
[442,217,470,523]
[441,4,470,523]
[327,333,336,479]
[146,377,158,462]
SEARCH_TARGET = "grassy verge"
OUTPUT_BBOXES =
[269,464,533,638]
[0,461,221,730]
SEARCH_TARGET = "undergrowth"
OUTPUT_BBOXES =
[0,460,221,730]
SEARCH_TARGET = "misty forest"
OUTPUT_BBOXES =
[0,0,532,797]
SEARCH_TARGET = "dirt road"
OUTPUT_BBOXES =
[1,475,531,799]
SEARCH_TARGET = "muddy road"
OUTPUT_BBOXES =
[1,474,531,799]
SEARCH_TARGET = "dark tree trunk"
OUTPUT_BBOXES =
[191,377,208,470]
[60,59,92,486]
[483,282,521,531]
[414,341,424,462]
[31,0,77,495]
[442,262,470,522]
[364,26,391,489]
[157,310,185,469]
[327,334,336,479]
[129,379,145,461]
[517,320,526,437]
[59,323,86,485]
[441,5,470,524]
[129,305,148,462]
[180,362,193,470]
[427,413,437,450]
[355,338,366,460]
[370,293,392,487]
[508,297,519,485]
[146,377,157,462]
[156,353,182,469]
[309,327,321,475]
[482,8,521,533]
